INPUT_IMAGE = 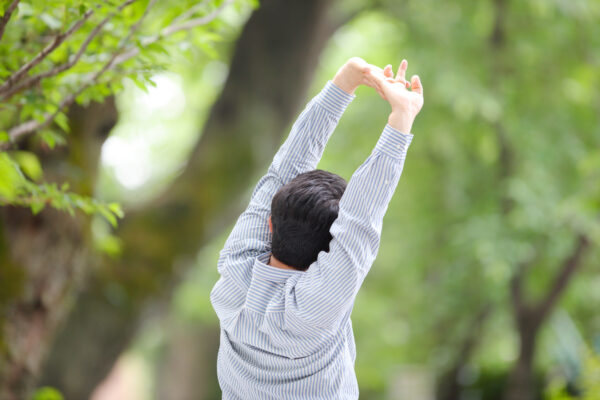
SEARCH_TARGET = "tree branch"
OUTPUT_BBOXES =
[533,234,590,322]
[113,0,234,66]
[171,0,211,25]
[509,261,528,320]
[0,9,95,93]
[323,2,379,38]
[160,0,234,36]
[491,0,507,49]
[0,0,20,42]
[0,0,136,101]
[3,0,154,146]
[438,303,492,400]
[2,0,232,149]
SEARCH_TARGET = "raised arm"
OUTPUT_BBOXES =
[284,60,425,332]
[217,59,380,278]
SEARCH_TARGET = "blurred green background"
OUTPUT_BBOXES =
[0,0,599,399]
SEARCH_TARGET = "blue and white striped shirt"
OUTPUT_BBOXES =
[210,81,413,399]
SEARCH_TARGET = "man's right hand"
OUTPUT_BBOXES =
[332,57,388,95]
[366,59,424,134]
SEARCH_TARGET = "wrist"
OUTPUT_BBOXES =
[388,111,413,134]
[332,62,361,95]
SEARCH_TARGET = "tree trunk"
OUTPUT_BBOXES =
[437,305,492,400]
[503,236,589,400]
[0,208,89,400]
[155,322,221,400]
[39,0,342,398]
[0,99,118,400]
[504,327,538,400]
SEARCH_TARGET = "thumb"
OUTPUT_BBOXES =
[410,75,423,95]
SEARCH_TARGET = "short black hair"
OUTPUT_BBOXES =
[270,169,347,271]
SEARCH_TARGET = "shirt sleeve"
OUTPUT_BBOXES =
[216,81,355,284]
[283,124,414,334]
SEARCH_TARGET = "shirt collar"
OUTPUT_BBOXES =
[253,252,303,283]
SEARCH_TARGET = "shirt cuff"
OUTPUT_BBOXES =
[313,80,356,117]
[374,124,414,160]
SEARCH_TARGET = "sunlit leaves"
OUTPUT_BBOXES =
[0,0,245,223]
[0,0,234,145]
[0,153,124,225]
[38,129,66,149]
[546,349,600,400]
[31,386,64,400]
[11,150,43,181]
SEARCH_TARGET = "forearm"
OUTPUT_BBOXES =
[287,124,413,330]
[332,59,364,95]
[387,110,414,134]
[318,124,414,287]
[217,80,354,271]
[251,58,363,201]
[270,80,354,185]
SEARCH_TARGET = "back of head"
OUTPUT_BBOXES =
[271,170,347,271]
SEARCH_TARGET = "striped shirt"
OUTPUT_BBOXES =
[210,81,414,399]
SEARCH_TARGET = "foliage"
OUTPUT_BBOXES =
[0,152,123,224]
[546,351,600,400]
[307,2,600,392]
[30,386,63,400]
[0,0,240,223]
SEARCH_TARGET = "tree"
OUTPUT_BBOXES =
[0,0,249,397]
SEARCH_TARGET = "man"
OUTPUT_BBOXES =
[210,57,424,399]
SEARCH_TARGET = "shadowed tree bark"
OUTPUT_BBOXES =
[156,322,221,400]
[504,235,590,400]
[0,99,118,400]
[39,0,348,398]
[437,305,492,400]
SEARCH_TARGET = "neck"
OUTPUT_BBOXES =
[268,254,296,270]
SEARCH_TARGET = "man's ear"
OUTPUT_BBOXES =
[268,215,272,233]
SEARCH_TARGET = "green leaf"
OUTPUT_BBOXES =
[197,40,218,59]
[12,151,43,181]
[100,207,118,227]
[17,2,34,17]
[147,42,169,55]
[31,386,64,400]
[54,112,70,133]
[129,75,149,93]
[0,131,9,143]
[40,130,66,149]
[145,77,157,87]
[31,200,45,215]
[0,153,25,202]
[108,202,124,218]
[201,32,223,42]
[40,13,62,30]
[95,233,123,257]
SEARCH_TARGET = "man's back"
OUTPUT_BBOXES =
[210,58,423,399]
[212,252,358,399]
